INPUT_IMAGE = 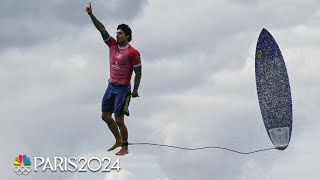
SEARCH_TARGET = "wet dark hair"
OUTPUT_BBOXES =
[117,24,132,42]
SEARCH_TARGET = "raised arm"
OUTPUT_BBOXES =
[86,2,110,40]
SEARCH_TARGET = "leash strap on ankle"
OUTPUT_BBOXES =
[122,142,129,147]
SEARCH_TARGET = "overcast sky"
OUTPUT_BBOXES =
[1,0,320,179]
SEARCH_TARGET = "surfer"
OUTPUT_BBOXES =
[86,2,142,156]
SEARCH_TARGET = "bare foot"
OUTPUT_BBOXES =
[115,147,129,156]
[107,141,122,152]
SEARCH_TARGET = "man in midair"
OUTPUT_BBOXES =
[86,2,142,156]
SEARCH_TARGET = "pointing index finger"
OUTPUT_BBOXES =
[89,2,91,9]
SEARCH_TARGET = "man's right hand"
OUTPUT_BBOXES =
[86,2,92,15]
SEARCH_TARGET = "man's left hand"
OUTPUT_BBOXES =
[132,90,139,98]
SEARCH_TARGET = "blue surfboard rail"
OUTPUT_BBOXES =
[255,28,293,150]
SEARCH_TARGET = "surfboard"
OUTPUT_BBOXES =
[255,28,292,150]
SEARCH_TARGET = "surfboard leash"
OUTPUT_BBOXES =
[128,142,277,155]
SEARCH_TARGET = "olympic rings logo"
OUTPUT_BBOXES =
[13,165,32,175]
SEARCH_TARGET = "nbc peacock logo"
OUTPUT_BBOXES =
[13,154,32,175]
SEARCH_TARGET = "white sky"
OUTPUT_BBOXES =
[1,0,320,179]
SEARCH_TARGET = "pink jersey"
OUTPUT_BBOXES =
[104,36,142,84]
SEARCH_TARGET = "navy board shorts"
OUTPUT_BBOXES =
[101,80,131,117]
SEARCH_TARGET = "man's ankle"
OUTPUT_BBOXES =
[121,142,128,148]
